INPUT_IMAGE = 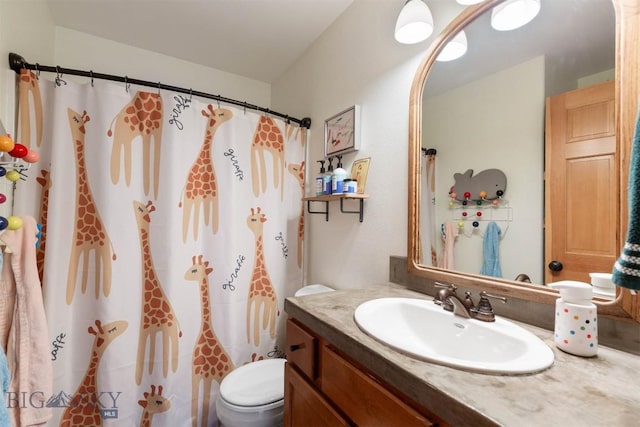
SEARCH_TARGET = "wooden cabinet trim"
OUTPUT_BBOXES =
[320,343,441,427]
[284,362,351,427]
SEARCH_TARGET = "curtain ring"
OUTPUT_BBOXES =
[217,94,221,109]
[55,66,66,87]
[34,63,40,79]
[89,70,94,87]
[265,108,270,118]
[189,88,193,102]
[158,82,161,95]
[124,76,130,93]
[243,102,247,115]
[285,115,290,124]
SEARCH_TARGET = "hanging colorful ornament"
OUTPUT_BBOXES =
[0,135,15,152]
[23,149,40,163]
[8,143,28,158]
[7,216,22,230]
[6,170,20,182]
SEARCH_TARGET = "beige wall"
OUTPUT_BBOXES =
[271,0,448,289]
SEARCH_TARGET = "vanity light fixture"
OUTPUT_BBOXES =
[394,0,434,44]
[491,0,541,31]
[436,30,468,62]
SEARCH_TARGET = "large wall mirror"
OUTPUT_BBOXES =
[408,0,640,322]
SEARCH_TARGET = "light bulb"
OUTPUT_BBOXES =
[436,31,467,62]
[491,0,541,31]
[394,0,434,44]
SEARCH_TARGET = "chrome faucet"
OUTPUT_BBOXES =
[434,283,507,322]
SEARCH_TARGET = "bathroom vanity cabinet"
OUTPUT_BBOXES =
[284,285,640,426]
[284,318,443,426]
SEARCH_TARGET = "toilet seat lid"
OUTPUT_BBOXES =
[219,358,286,407]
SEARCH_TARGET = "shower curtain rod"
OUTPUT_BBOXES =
[8,52,312,129]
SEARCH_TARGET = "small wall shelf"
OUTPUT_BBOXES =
[303,194,369,222]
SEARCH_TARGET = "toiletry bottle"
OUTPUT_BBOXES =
[332,155,347,194]
[548,281,598,357]
[325,157,334,194]
[316,160,326,196]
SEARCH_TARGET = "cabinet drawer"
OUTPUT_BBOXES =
[284,363,350,427]
[320,344,434,427]
[286,319,317,380]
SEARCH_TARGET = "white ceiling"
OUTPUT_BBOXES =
[45,0,355,83]
[44,0,615,91]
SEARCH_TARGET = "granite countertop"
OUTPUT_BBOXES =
[284,283,639,427]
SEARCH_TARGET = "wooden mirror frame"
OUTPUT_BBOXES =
[407,0,640,322]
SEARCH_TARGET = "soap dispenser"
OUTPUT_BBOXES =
[332,154,347,195]
[325,156,335,195]
[315,160,326,196]
[548,281,598,357]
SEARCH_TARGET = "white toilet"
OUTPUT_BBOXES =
[292,283,334,297]
[216,358,286,427]
[216,284,334,427]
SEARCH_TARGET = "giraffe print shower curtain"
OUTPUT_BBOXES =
[14,70,306,426]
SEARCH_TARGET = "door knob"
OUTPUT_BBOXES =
[548,260,563,272]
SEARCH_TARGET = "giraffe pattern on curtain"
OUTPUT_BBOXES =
[14,70,306,427]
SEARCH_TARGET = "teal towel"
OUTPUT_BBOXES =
[480,221,502,278]
[0,346,9,427]
[613,106,640,290]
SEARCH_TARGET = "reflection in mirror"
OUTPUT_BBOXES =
[419,0,615,288]
[408,0,640,321]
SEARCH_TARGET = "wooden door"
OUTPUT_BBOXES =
[545,81,617,284]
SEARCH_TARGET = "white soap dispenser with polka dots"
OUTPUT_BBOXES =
[549,281,598,357]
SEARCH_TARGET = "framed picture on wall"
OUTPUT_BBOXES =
[351,157,370,194]
[324,105,360,156]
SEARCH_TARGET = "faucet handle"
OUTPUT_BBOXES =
[463,291,475,311]
[471,291,507,322]
[434,282,457,291]
[433,282,457,310]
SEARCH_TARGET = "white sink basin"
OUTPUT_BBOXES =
[354,297,554,375]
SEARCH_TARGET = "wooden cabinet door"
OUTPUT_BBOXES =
[284,362,350,427]
[545,81,616,284]
[320,344,434,427]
